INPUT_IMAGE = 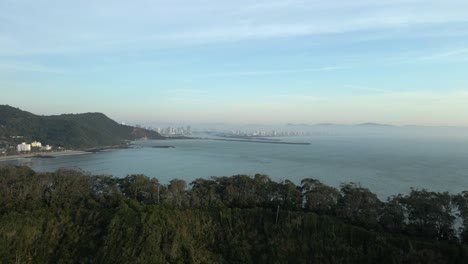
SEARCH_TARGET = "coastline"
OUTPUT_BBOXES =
[1,141,141,161]
[0,150,89,161]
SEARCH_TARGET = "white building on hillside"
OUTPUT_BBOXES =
[17,142,31,152]
[31,141,42,148]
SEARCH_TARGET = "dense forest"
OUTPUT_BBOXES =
[0,105,163,149]
[1,165,467,263]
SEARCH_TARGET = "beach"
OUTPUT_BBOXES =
[0,150,88,161]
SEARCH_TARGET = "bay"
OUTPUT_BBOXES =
[2,135,468,199]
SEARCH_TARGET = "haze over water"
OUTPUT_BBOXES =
[3,133,468,199]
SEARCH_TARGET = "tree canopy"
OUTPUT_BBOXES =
[1,165,467,263]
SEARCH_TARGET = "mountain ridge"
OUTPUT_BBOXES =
[0,105,163,149]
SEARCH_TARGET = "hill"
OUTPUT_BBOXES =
[0,105,163,149]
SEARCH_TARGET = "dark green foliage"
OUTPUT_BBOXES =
[400,189,457,241]
[118,174,164,205]
[0,165,467,263]
[302,178,341,214]
[277,179,303,210]
[0,105,163,148]
[337,183,382,228]
[380,195,406,232]
[454,191,468,243]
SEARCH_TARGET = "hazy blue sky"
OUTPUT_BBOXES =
[1,0,468,125]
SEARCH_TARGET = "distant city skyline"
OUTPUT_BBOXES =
[1,0,468,126]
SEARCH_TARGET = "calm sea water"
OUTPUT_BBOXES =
[2,135,468,198]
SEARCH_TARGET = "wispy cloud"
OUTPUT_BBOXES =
[149,0,468,47]
[0,62,66,73]
[157,15,468,46]
[416,48,468,61]
[344,85,395,94]
[241,0,295,12]
[214,66,343,77]
[1,1,468,55]
[388,48,468,64]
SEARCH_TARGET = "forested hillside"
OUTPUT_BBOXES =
[1,165,467,263]
[0,105,163,148]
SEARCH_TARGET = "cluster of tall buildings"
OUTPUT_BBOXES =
[155,126,192,136]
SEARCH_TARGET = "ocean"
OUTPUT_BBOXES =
[2,135,468,199]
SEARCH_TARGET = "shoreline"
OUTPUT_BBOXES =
[0,150,89,161]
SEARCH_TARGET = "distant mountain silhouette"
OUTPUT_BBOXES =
[286,123,313,127]
[356,122,393,127]
[0,105,163,149]
[315,123,338,126]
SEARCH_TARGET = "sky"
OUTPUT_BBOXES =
[1,0,468,126]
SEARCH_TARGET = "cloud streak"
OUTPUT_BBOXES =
[0,62,66,73]
[387,48,468,65]
[1,0,468,55]
[214,66,343,77]
[156,13,468,46]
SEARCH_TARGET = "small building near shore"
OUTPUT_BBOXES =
[17,142,31,152]
[41,145,52,151]
[31,141,42,148]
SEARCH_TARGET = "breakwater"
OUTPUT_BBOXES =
[210,138,311,145]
